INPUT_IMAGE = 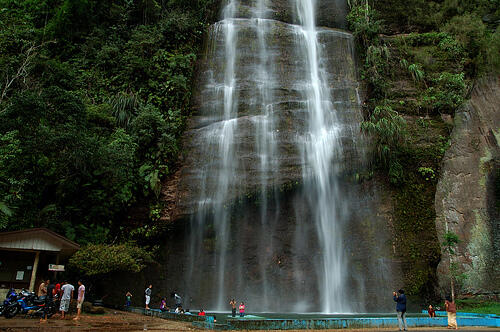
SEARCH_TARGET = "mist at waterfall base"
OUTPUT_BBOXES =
[163,0,401,313]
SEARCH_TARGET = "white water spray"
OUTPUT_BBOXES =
[183,0,363,313]
[296,0,351,313]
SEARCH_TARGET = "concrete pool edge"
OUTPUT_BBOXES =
[127,308,500,330]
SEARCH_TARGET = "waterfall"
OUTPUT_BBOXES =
[178,0,373,313]
[294,0,351,313]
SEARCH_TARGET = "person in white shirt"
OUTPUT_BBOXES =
[145,285,152,310]
[59,281,74,319]
[73,280,85,320]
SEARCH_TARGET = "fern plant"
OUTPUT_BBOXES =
[109,92,141,128]
[408,63,425,83]
[361,104,407,167]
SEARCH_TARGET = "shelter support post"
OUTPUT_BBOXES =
[29,251,40,291]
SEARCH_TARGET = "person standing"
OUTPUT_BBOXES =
[239,302,245,317]
[54,282,61,298]
[40,280,55,323]
[174,292,182,309]
[125,291,132,307]
[445,296,458,329]
[145,285,152,310]
[59,281,74,319]
[393,289,408,331]
[38,280,47,298]
[73,280,85,320]
[229,299,236,317]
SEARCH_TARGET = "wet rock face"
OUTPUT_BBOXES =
[172,16,360,220]
[232,0,347,29]
[435,76,500,294]
[154,179,401,312]
[155,0,406,313]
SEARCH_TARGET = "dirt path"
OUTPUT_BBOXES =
[0,309,194,331]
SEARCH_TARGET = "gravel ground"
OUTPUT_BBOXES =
[0,309,496,331]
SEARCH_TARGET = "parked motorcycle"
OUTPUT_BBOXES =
[4,290,57,319]
[3,289,24,319]
[0,288,17,317]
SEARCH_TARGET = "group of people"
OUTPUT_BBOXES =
[137,284,459,329]
[37,279,85,323]
[141,285,204,315]
[393,289,459,331]
[229,299,245,317]
[140,285,248,318]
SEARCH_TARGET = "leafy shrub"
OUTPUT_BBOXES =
[68,243,153,276]
[361,104,407,167]
[86,103,115,129]
[418,167,436,181]
[109,92,141,128]
[389,160,404,185]
[408,63,425,83]
[437,35,465,60]
[442,14,487,60]
[346,3,383,48]
[485,26,500,73]
[423,72,467,113]
[398,32,449,46]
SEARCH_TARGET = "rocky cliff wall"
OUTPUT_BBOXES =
[152,0,404,312]
[167,2,360,221]
[435,75,500,295]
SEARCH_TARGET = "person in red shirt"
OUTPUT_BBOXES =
[239,302,245,317]
[198,309,206,316]
[428,304,436,317]
[54,282,61,297]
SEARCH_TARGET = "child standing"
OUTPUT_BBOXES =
[239,302,245,317]
[125,292,132,307]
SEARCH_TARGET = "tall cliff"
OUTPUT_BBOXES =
[156,0,403,312]
[435,75,500,295]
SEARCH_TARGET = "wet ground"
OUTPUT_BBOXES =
[0,309,193,331]
[0,309,496,331]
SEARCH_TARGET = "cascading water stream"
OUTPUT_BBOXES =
[178,0,385,313]
[295,0,350,313]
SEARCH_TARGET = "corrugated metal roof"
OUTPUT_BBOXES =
[0,228,80,252]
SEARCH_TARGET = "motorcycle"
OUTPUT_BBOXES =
[3,289,25,319]
[4,290,57,319]
[0,288,17,317]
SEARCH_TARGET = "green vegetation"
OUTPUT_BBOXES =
[442,231,461,301]
[68,243,153,276]
[0,0,218,247]
[455,298,500,314]
[348,0,499,300]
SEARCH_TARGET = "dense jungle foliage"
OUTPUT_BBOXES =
[1,0,498,288]
[349,0,499,298]
[0,0,218,248]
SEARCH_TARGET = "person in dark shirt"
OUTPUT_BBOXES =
[229,299,236,317]
[40,280,55,323]
[445,296,458,329]
[393,289,408,331]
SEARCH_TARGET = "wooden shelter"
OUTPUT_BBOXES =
[0,228,79,294]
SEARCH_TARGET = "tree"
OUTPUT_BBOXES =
[442,231,460,301]
[68,243,153,277]
[346,1,383,49]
